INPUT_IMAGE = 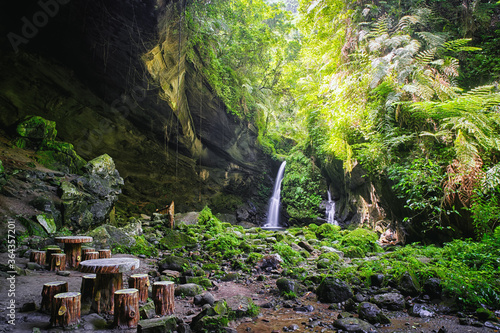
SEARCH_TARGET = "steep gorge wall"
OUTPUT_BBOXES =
[0,0,273,217]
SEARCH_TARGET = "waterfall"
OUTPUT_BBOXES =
[264,161,286,228]
[326,190,338,225]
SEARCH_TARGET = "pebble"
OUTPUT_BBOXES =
[56,270,70,276]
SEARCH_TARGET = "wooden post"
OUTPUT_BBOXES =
[80,274,96,306]
[51,292,81,328]
[55,236,93,269]
[41,281,68,312]
[30,250,46,266]
[152,281,175,316]
[46,247,62,265]
[83,251,99,261]
[49,253,66,271]
[93,273,123,314]
[128,274,150,304]
[114,288,139,329]
[98,249,112,258]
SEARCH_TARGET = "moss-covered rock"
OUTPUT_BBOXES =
[344,246,366,258]
[16,115,57,141]
[158,255,190,272]
[316,277,353,303]
[175,283,204,297]
[35,214,57,234]
[341,228,382,253]
[37,141,86,174]
[19,217,48,237]
[159,229,196,250]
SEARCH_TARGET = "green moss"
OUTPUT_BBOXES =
[16,115,57,141]
[316,223,341,240]
[159,229,197,250]
[344,246,366,258]
[37,141,86,174]
[341,228,382,253]
[19,217,48,237]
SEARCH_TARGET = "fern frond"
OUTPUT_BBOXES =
[395,15,419,32]
[414,48,437,66]
[443,38,482,52]
[416,31,446,48]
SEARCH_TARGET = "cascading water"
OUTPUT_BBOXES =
[326,190,338,225]
[264,161,286,228]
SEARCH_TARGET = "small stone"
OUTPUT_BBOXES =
[20,301,37,312]
[26,262,43,270]
[56,270,70,276]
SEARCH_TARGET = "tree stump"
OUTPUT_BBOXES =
[82,247,96,256]
[45,247,62,265]
[152,281,175,316]
[30,250,46,266]
[49,253,66,271]
[114,288,139,329]
[41,281,68,312]
[55,236,93,269]
[80,274,96,306]
[98,249,112,258]
[51,292,81,328]
[128,274,150,304]
[83,251,99,261]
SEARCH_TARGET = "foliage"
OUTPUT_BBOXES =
[281,150,323,219]
[272,241,302,267]
[315,223,341,240]
[114,235,158,257]
[340,228,382,253]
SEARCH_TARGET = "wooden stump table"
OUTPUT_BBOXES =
[55,236,93,269]
[79,257,140,314]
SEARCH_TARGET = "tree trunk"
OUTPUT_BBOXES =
[128,274,150,304]
[114,288,140,329]
[82,247,95,256]
[30,250,46,267]
[80,274,96,306]
[45,247,62,265]
[51,292,81,328]
[92,273,123,314]
[41,281,68,312]
[49,253,66,271]
[83,251,99,261]
[98,249,112,258]
[152,281,175,316]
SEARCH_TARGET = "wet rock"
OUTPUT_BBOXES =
[256,254,283,271]
[423,277,442,298]
[26,262,43,270]
[221,272,239,281]
[15,115,57,147]
[358,302,391,324]
[277,278,297,294]
[294,305,314,312]
[320,246,344,259]
[370,274,384,287]
[175,283,204,297]
[475,307,496,321]
[194,292,215,306]
[333,317,378,332]
[82,313,108,330]
[316,277,353,303]
[158,255,190,272]
[408,303,434,318]
[298,241,314,253]
[371,293,405,310]
[226,295,253,317]
[398,271,420,296]
[485,321,500,330]
[56,270,71,277]
[139,301,156,319]
[138,315,180,333]
[283,324,299,331]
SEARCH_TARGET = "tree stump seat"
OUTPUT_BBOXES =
[45,247,62,265]
[30,250,46,266]
[79,257,140,314]
[152,281,175,316]
[55,236,93,269]
[41,281,68,312]
[114,288,140,328]
[49,253,66,271]
[51,292,81,328]
[128,273,150,304]
[98,249,111,258]
[82,247,96,255]
[83,251,99,261]
[80,274,96,306]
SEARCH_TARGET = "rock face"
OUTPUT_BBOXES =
[0,0,273,217]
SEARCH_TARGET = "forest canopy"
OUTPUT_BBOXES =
[182,0,500,238]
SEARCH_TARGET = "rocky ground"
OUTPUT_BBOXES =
[0,248,497,333]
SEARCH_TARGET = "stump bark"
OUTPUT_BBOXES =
[83,251,99,261]
[93,273,123,314]
[98,249,111,258]
[55,236,93,269]
[49,253,66,271]
[128,274,150,304]
[51,292,81,328]
[45,247,62,265]
[82,247,95,255]
[30,250,46,266]
[152,281,175,316]
[80,274,96,306]
[114,288,139,329]
[41,281,68,312]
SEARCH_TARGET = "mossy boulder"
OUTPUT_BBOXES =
[175,283,204,297]
[159,229,196,250]
[35,214,57,234]
[316,277,353,303]
[158,255,190,272]
[37,141,86,174]
[343,246,365,258]
[19,217,48,237]
[398,271,421,296]
[16,115,57,142]
[341,228,382,253]
[137,316,180,332]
